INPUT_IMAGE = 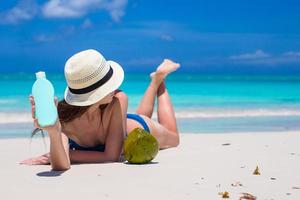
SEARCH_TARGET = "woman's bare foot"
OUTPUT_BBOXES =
[156,59,180,78]
[150,59,180,88]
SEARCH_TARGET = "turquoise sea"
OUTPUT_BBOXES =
[1,72,300,138]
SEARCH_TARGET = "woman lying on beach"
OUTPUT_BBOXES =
[20,49,180,171]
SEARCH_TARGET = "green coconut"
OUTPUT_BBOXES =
[124,127,159,164]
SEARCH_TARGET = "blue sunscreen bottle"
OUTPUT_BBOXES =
[32,71,58,127]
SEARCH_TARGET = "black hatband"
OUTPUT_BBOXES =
[69,67,113,95]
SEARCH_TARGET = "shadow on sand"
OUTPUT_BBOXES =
[124,161,159,165]
[36,170,65,177]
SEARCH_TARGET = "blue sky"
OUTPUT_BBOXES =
[0,0,300,74]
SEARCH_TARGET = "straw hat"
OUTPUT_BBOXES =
[64,49,124,106]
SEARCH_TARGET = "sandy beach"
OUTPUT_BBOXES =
[0,131,299,200]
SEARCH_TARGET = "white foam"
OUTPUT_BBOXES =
[0,112,32,124]
[174,109,300,119]
[0,99,18,105]
[140,108,300,119]
[1,108,300,124]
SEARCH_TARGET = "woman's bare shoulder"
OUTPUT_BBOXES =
[101,97,123,122]
[114,89,127,97]
[106,96,121,110]
[114,90,128,101]
[113,90,128,115]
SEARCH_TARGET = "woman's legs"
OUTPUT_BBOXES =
[135,59,180,148]
[136,59,180,118]
[157,81,177,133]
[135,75,159,119]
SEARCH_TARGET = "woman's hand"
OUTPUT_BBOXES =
[29,95,61,134]
[29,95,70,170]
[20,153,50,165]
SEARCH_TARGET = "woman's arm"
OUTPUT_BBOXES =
[20,153,50,165]
[114,90,128,133]
[69,98,126,163]
[25,95,71,170]
[47,126,71,170]
[20,130,70,168]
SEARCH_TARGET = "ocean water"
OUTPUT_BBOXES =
[1,73,300,138]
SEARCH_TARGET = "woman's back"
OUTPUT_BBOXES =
[62,98,116,148]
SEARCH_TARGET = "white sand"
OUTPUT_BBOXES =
[1,131,300,200]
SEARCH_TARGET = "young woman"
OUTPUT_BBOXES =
[20,49,180,171]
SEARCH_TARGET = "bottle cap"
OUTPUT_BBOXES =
[36,71,46,79]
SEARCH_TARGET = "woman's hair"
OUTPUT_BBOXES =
[57,99,91,125]
[31,99,91,138]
